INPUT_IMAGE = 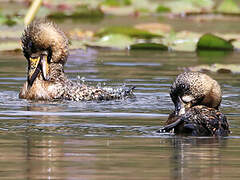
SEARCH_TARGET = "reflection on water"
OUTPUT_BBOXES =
[0,45,240,179]
[2,134,240,179]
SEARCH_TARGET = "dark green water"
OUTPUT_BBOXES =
[0,47,240,179]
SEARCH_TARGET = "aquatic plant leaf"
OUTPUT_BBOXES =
[101,0,131,7]
[86,34,134,49]
[0,41,21,52]
[232,40,240,50]
[187,64,240,74]
[96,26,162,39]
[100,0,158,15]
[165,31,201,52]
[163,1,201,14]
[130,43,168,50]
[48,5,104,19]
[131,0,158,13]
[69,40,86,50]
[197,33,233,51]
[0,15,18,26]
[164,0,214,14]
[156,5,171,13]
[216,0,240,14]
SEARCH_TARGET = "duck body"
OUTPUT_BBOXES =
[160,72,230,136]
[20,19,134,101]
[19,66,133,101]
[162,105,230,136]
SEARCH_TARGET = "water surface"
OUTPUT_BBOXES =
[1,30,240,180]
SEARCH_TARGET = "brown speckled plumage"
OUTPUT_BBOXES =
[170,72,222,111]
[162,105,230,136]
[159,72,230,136]
[21,19,69,64]
[19,19,134,101]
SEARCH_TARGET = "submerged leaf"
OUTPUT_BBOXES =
[197,33,233,51]
[96,26,162,39]
[130,43,168,50]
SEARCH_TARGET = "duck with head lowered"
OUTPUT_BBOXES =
[160,72,230,136]
[19,19,134,101]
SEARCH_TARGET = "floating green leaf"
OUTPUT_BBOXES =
[163,1,201,14]
[86,34,134,49]
[96,26,162,39]
[164,31,200,52]
[197,33,233,51]
[163,0,214,14]
[0,14,18,26]
[48,5,104,19]
[69,40,86,50]
[156,5,171,13]
[216,0,240,14]
[187,63,240,74]
[130,43,168,50]
[101,0,131,6]
[0,41,21,52]
[131,0,159,13]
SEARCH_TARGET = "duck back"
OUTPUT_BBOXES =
[162,105,230,136]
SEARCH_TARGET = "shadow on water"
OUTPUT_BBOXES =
[0,46,240,179]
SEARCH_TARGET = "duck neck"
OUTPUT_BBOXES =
[48,63,66,82]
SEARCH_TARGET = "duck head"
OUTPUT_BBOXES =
[170,72,222,116]
[21,19,69,87]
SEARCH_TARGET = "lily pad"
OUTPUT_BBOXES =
[130,43,168,50]
[96,26,162,39]
[69,40,86,50]
[86,34,134,49]
[131,0,159,13]
[164,31,201,52]
[48,5,104,19]
[0,41,21,52]
[101,0,131,6]
[163,0,214,14]
[216,0,240,14]
[187,63,240,74]
[156,5,171,13]
[0,14,19,26]
[197,33,233,51]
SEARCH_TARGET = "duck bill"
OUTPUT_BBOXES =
[28,56,41,86]
[175,101,185,116]
[27,55,50,87]
[175,97,191,116]
[40,55,50,81]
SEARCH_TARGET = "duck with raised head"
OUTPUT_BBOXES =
[19,19,134,101]
[160,72,230,136]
